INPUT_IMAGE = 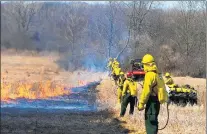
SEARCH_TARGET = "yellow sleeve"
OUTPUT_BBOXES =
[122,81,128,96]
[139,72,156,105]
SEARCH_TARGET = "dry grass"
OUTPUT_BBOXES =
[96,77,206,134]
[1,50,206,134]
[1,51,106,85]
[1,51,123,133]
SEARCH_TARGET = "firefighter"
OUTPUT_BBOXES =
[112,58,120,69]
[109,58,120,81]
[120,73,138,117]
[165,72,173,84]
[117,72,126,104]
[111,67,121,80]
[165,72,178,88]
[107,57,113,71]
[137,54,168,134]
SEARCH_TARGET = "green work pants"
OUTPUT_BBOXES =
[120,93,137,117]
[145,96,160,134]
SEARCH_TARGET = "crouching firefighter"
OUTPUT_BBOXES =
[120,73,138,117]
[137,54,168,134]
[164,72,178,88]
[117,72,126,104]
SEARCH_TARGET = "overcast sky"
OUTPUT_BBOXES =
[81,1,178,9]
[1,1,178,9]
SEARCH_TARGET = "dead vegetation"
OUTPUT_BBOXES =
[1,52,206,134]
[1,52,126,134]
[96,77,206,134]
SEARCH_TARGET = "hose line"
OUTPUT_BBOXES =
[158,103,169,130]
[137,82,170,131]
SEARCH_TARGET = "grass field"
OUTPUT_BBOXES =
[1,50,206,134]
[96,77,206,134]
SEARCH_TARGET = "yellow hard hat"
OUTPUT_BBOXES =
[165,72,170,77]
[142,54,155,64]
[120,72,124,75]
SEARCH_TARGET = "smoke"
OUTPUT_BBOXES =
[81,53,107,72]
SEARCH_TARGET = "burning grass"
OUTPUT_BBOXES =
[1,80,70,102]
[1,51,205,133]
[1,51,106,103]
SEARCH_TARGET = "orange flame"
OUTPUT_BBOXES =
[1,81,70,102]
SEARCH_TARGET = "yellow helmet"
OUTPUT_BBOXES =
[165,72,170,77]
[120,72,124,75]
[142,54,155,64]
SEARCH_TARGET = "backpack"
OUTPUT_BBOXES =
[155,73,169,104]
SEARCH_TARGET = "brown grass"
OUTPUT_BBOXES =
[1,51,206,134]
[1,51,106,85]
[96,77,206,134]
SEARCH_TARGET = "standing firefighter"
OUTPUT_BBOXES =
[137,54,168,134]
[111,59,121,84]
[117,72,126,104]
[120,73,138,117]
[112,58,120,68]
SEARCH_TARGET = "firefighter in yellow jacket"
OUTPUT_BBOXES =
[138,54,168,134]
[111,59,121,83]
[164,72,177,88]
[120,73,138,117]
[117,72,126,104]
[112,58,120,69]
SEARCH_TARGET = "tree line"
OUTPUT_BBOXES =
[1,1,206,77]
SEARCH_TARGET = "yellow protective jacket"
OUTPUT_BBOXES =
[117,76,125,88]
[165,77,174,85]
[112,67,121,75]
[112,63,119,70]
[112,60,120,69]
[139,63,168,106]
[122,78,137,96]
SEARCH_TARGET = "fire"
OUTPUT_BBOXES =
[1,80,70,102]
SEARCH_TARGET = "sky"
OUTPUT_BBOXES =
[1,1,178,9]
[81,1,178,9]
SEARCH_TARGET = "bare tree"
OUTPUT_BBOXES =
[171,1,206,76]
[2,1,43,50]
[57,3,88,70]
[116,1,154,59]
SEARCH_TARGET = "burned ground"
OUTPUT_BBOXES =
[1,52,206,134]
[1,109,131,134]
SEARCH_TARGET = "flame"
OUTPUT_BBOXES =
[1,80,70,102]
